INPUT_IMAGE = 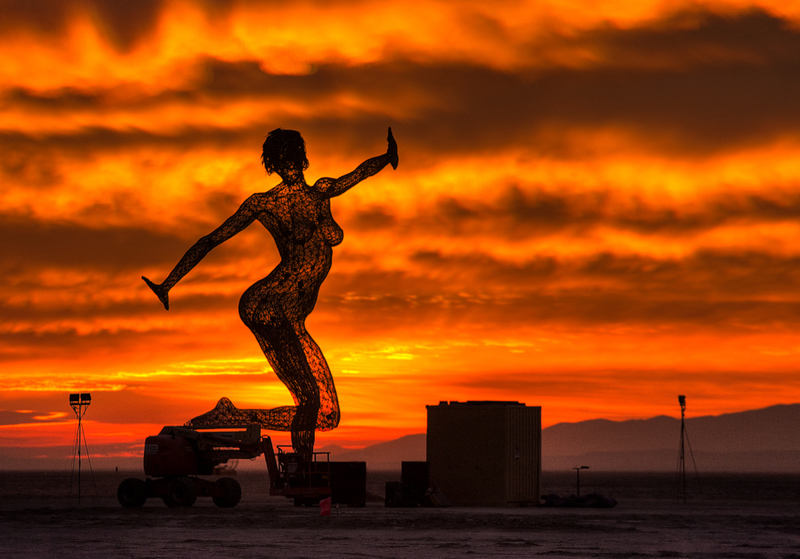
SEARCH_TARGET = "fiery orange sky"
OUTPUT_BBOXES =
[4,0,800,468]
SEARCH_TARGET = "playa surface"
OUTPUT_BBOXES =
[1,471,798,558]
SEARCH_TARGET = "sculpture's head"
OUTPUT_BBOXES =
[262,129,309,178]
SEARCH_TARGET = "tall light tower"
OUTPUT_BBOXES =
[69,393,92,503]
[677,395,700,503]
[678,395,686,503]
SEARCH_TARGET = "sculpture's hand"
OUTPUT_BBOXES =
[387,127,398,170]
[142,276,170,310]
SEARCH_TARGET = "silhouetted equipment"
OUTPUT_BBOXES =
[573,465,589,496]
[401,461,430,505]
[69,392,94,503]
[143,128,398,456]
[329,461,367,507]
[117,424,366,508]
[426,401,541,506]
[385,461,431,507]
[677,394,700,502]
[544,464,617,508]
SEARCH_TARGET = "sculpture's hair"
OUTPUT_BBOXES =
[261,129,309,175]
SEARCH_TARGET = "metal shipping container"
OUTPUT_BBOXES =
[426,401,541,506]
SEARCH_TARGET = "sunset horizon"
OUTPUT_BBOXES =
[4,0,800,468]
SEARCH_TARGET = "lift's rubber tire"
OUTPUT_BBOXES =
[162,477,197,507]
[117,478,147,508]
[212,477,242,508]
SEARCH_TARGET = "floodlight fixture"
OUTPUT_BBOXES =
[69,392,92,418]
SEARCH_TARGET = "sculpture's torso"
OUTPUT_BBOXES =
[239,183,343,326]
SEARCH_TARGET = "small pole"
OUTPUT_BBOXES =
[573,466,589,496]
[78,419,81,503]
[678,395,686,503]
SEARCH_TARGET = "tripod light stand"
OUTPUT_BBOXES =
[69,393,92,503]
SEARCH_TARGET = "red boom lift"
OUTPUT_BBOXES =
[117,425,334,507]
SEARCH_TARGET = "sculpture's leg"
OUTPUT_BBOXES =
[192,280,339,455]
[247,312,321,456]
[188,315,320,456]
[187,398,294,428]
[187,324,340,438]
[296,325,340,431]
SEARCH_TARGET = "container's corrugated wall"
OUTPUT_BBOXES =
[505,406,541,503]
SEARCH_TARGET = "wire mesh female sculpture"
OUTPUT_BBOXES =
[143,128,398,455]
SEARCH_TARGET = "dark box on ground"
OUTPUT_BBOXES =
[329,461,366,507]
[402,461,429,506]
[385,462,431,507]
[402,461,429,487]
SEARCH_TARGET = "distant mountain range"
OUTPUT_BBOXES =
[320,404,800,472]
[543,403,800,472]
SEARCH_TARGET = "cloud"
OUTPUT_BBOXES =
[343,184,800,242]
[5,8,800,161]
[0,387,202,430]
[0,0,73,37]
[4,2,800,439]
[321,246,800,331]
[0,213,191,271]
[565,8,800,70]
[0,409,67,425]
[5,176,800,364]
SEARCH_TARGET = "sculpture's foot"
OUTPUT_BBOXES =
[186,397,244,426]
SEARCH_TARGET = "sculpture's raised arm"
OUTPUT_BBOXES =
[314,127,398,198]
[142,195,263,310]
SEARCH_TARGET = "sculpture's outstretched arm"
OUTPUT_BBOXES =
[314,127,398,198]
[142,195,263,310]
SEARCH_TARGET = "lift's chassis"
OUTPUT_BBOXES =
[117,425,333,508]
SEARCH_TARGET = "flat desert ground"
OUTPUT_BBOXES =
[1,471,798,558]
